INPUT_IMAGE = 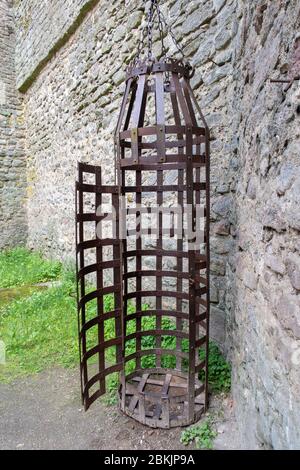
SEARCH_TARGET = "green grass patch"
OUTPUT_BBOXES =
[0,272,78,382]
[0,249,231,396]
[0,247,62,288]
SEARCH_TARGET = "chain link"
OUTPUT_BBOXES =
[147,0,156,60]
[133,0,186,65]
[157,6,185,59]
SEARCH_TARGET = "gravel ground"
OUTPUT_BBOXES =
[0,367,242,450]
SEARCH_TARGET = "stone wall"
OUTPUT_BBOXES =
[8,0,300,449]
[16,0,237,350]
[15,0,100,91]
[0,0,27,249]
[227,0,300,449]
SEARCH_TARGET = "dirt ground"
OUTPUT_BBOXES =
[0,367,242,450]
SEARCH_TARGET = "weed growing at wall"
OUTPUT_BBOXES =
[200,343,231,393]
[180,418,217,449]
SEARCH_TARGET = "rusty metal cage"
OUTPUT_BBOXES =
[76,1,210,429]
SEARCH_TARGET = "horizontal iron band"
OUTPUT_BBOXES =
[124,329,189,342]
[195,360,206,373]
[120,154,205,166]
[79,284,121,308]
[124,310,207,323]
[124,290,190,301]
[126,61,192,79]
[84,388,102,410]
[120,138,205,149]
[124,348,189,363]
[81,337,122,364]
[194,287,208,297]
[193,275,207,286]
[79,309,122,337]
[195,336,207,349]
[124,271,207,288]
[124,309,188,321]
[78,162,100,174]
[76,213,108,222]
[120,162,206,171]
[122,183,205,192]
[195,253,207,263]
[194,384,206,398]
[124,270,190,280]
[119,125,205,139]
[124,207,204,218]
[125,249,206,260]
[82,363,122,398]
[76,182,118,194]
[195,297,208,307]
[126,229,205,239]
[77,260,120,279]
[76,238,119,252]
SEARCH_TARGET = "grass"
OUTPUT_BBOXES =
[180,418,217,449]
[0,248,231,397]
[0,247,62,288]
[0,269,78,382]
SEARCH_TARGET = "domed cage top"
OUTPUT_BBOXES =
[75,1,210,429]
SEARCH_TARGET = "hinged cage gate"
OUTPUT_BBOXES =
[76,163,123,409]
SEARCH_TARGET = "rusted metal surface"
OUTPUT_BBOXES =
[115,56,210,427]
[75,162,123,410]
[75,0,210,428]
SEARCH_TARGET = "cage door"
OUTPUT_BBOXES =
[75,162,122,410]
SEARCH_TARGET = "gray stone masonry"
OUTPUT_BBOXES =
[0,0,27,249]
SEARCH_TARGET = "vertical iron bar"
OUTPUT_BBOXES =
[186,124,196,422]
[95,166,105,394]
[156,168,163,368]
[204,130,210,410]
[78,164,88,406]
[155,71,165,368]
[170,88,184,371]
[113,192,122,366]
[75,177,83,404]
[120,166,127,409]
[136,168,142,370]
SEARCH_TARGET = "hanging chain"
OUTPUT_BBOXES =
[156,6,185,59]
[133,0,186,65]
[155,2,167,60]
[147,0,156,60]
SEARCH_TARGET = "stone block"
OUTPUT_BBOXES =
[265,254,286,275]
[203,63,231,85]
[285,254,300,291]
[181,7,214,36]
